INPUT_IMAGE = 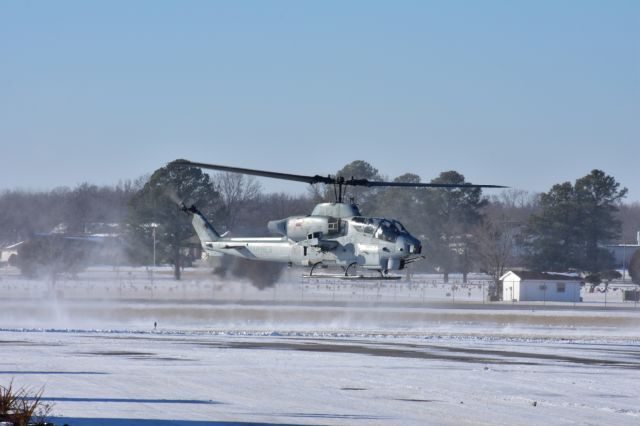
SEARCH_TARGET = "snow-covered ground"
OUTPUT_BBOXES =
[1,267,639,425]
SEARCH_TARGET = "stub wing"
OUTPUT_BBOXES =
[222,244,246,249]
[300,238,339,251]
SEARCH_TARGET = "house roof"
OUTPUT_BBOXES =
[502,270,582,282]
[1,241,23,250]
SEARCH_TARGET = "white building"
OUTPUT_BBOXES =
[605,232,640,270]
[0,241,23,265]
[500,271,582,302]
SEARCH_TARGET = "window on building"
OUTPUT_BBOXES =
[556,282,565,293]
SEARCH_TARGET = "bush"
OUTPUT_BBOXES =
[16,236,89,278]
[0,381,53,426]
[584,274,601,285]
[601,269,622,283]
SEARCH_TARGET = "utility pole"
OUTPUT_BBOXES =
[622,242,626,283]
[151,223,158,269]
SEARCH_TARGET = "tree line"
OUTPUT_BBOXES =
[1,160,639,288]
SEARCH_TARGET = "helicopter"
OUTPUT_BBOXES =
[175,160,505,279]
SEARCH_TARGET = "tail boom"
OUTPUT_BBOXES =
[181,203,291,262]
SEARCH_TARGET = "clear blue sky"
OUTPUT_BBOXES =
[1,1,638,201]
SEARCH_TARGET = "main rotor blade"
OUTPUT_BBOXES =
[349,180,508,189]
[176,159,507,189]
[174,160,334,185]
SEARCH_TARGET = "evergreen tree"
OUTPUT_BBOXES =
[421,171,486,282]
[372,173,422,226]
[526,182,581,271]
[126,160,221,280]
[526,170,626,273]
[328,160,383,213]
[575,170,627,271]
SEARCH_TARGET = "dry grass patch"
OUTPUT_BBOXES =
[0,381,53,426]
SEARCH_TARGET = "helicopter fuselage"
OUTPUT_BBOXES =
[186,203,422,273]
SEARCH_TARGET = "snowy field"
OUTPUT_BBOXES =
[1,267,639,425]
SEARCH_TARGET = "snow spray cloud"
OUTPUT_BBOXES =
[164,186,182,205]
[211,256,284,289]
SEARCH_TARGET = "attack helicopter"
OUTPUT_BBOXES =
[175,160,505,279]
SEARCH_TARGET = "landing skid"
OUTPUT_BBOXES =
[302,274,402,280]
[306,262,401,280]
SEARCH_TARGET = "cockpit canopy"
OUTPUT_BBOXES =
[349,217,407,242]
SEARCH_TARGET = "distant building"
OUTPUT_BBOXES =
[605,232,640,269]
[0,241,23,265]
[500,271,582,302]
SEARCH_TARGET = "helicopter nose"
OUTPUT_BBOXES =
[397,235,421,256]
[408,237,421,254]
[410,242,421,254]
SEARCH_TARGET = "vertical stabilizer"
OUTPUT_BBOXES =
[181,204,220,242]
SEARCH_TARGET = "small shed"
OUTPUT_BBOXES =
[500,271,582,302]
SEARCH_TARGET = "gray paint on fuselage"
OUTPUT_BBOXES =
[200,218,398,270]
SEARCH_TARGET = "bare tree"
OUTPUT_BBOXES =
[421,171,486,283]
[485,188,539,225]
[473,216,519,298]
[307,183,329,204]
[216,172,262,232]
